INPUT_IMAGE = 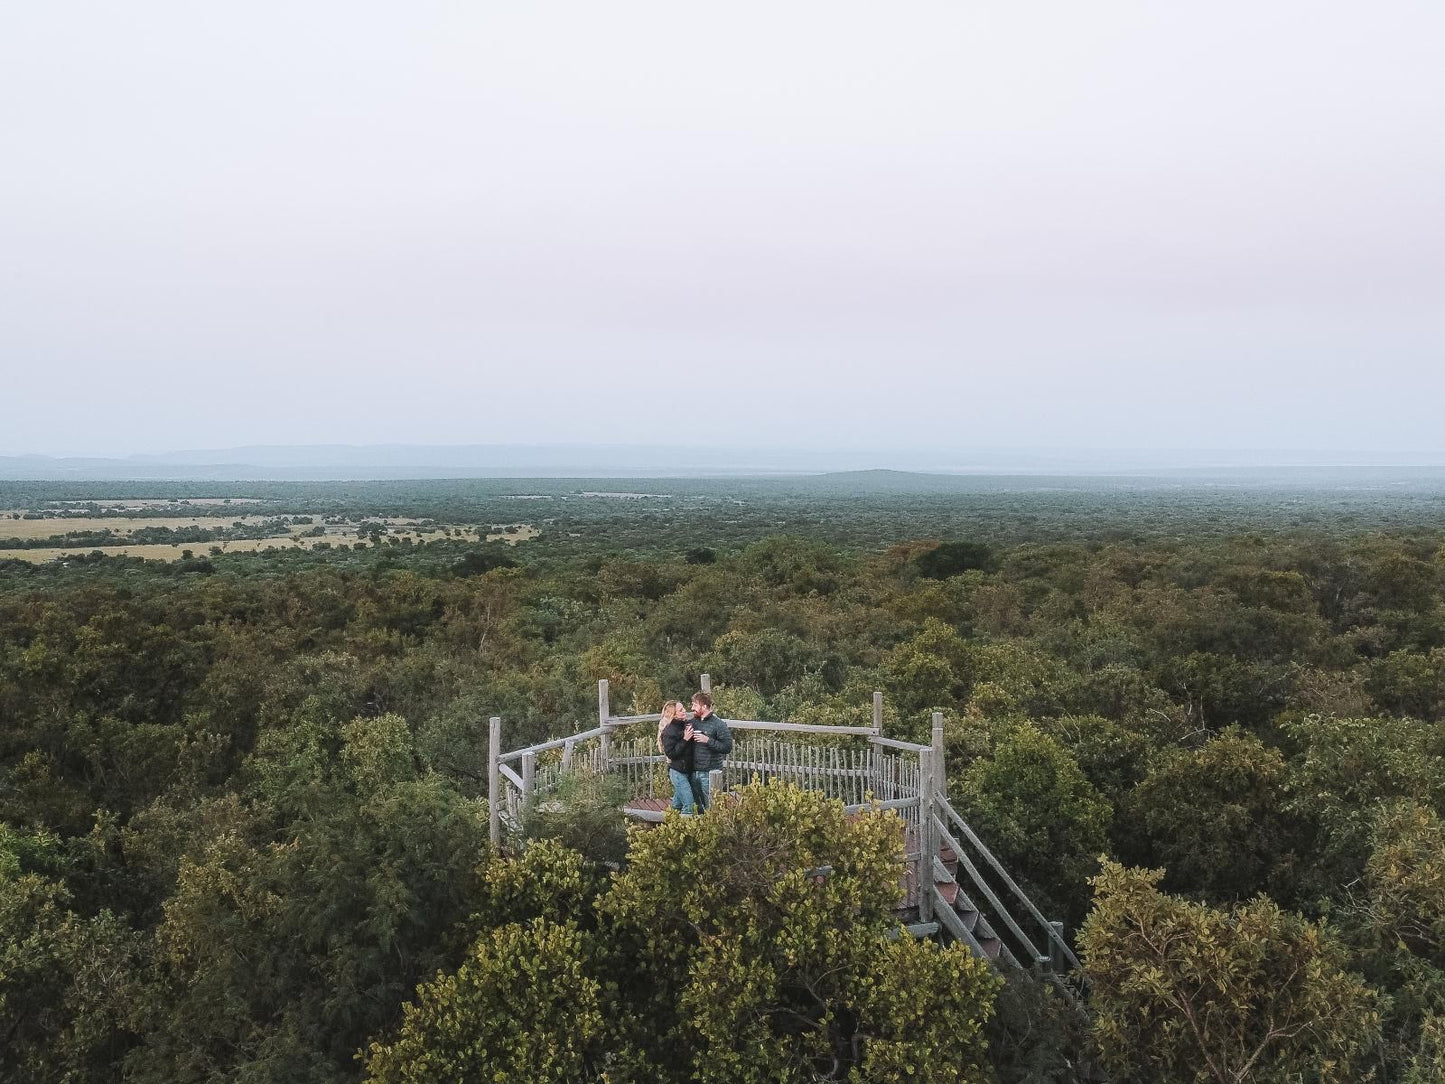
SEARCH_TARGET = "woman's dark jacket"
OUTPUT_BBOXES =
[660,718,694,774]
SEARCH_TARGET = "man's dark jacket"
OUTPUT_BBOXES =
[688,711,734,773]
[660,718,694,775]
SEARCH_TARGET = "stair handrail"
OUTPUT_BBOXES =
[939,797,1083,975]
[932,812,1042,964]
[932,885,991,959]
[496,725,608,763]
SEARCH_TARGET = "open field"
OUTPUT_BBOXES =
[0,537,341,563]
[0,522,537,563]
[0,515,281,539]
[41,498,272,508]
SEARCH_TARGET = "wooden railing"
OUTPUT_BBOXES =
[486,675,1081,988]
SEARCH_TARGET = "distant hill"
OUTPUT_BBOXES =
[3,445,1444,483]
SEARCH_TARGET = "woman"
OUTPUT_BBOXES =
[657,700,696,814]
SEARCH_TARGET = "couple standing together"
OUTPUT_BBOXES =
[656,691,733,814]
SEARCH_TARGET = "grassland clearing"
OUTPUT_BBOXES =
[0,521,536,563]
[0,515,282,539]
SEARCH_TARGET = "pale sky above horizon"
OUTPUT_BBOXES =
[2,2,1442,458]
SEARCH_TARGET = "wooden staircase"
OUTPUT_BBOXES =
[901,793,1088,1008]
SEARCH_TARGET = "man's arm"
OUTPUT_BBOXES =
[709,718,734,755]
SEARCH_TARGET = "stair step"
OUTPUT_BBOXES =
[937,881,960,906]
[979,936,1003,959]
[955,907,979,932]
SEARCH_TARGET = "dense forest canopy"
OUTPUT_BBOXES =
[2,475,1444,1081]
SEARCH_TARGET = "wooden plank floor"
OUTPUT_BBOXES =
[622,797,669,822]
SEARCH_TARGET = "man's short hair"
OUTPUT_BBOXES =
[692,691,713,709]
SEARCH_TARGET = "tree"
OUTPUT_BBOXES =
[1369,649,1445,722]
[1405,1014,1445,1084]
[521,768,634,866]
[0,826,142,1083]
[129,714,489,1083]
[451,548,517,578]
[1120,728,1296,902]
[1344,803,1445,1067]
[707,627,823,697]
[599,782,1000,1082]
[1359,802,1445,969]
[1081,862,1380,1084]
[880,618,972,716]
[739,537,846,595]
[1043,713,1152,804]
[1282,714,1445,893]
[914,542,995,580]
[365,917,606,1084]
[957,724,1112,925]
[472,837,604,933]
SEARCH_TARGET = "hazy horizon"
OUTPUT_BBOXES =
[4,2,1442,458]
[7,440,1445,482]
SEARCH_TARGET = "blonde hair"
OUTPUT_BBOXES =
[656,700,685,752]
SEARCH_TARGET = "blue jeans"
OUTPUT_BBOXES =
[689,770,713,812]
[668,769,696,814]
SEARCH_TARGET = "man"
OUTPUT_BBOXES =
[684,690,733,812]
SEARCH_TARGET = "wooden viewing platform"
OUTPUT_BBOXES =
[488,676,1085,999]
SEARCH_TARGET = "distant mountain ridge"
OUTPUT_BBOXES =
[3,445,1445,482]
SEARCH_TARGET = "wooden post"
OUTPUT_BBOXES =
[709,767,722,809]
[521,751,536,802]
[700,672,712,695]
[488,716,502,847]
[597,679,611,772]
[931,711,946,801]
[918,747,935,924]
[561,737,574,773]
[868,691,884,797]
[1049,920,1066,973]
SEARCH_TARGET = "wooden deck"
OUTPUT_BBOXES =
[622,796,670,821]
[489,678,1083,988]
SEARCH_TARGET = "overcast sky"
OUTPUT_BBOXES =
[2,1,1442,459]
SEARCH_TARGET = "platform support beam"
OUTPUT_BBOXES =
[598,679,611,770]
[488,716,501,846]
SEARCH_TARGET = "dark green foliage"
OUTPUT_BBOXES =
[1119,727,1298,903]
[1282,713,1445,895]
[0,827,144,1083]
[451,547,517,577]
[124,714,489,1082]
[521,769,634,866]
[956,724,1112,926]
[914,540,995,579]
[983,972,1093,1084]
